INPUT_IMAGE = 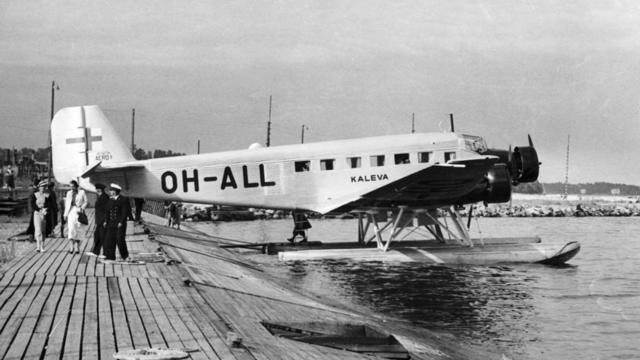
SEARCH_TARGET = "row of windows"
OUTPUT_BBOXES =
[294,151,457,172]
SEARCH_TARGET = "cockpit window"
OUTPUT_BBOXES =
[463,135,487,153]
[445,152,456,162]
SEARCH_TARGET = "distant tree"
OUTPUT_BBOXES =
[133,148,148,160]
[513,181,544,194]
[152,149,184,159]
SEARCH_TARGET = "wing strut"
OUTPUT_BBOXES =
[355,206,476,251]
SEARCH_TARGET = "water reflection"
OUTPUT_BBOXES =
[286,260,538,353]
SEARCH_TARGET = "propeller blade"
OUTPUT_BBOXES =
[528,134,534,147]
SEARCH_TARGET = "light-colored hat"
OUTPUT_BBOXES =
[38,180,48,188]
[110,183,122,191]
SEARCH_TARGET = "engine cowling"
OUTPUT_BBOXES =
[483,164,512,203]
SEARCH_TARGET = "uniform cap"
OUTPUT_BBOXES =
[95,183,106,190]
[110,183,122,191]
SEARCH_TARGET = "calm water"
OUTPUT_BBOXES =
[192,217,640,359]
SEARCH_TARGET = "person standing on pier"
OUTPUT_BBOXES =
[133,197,145,224]
[23,178,38,242]
[5,164,15,200]
[88,183,109,257]
[64,180,87,254]
[45,182,59,237]
[287,210,311,244]
[104,183,130,261]
[31,180,48,252]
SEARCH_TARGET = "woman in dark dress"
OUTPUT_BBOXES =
[45,182,59,237]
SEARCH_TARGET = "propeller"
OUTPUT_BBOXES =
[480,135,540,185]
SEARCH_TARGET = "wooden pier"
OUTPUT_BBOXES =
[0,211,491,359]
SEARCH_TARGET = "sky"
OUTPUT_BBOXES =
[1,0,640,184]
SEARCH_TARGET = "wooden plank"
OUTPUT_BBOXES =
[127,278,167,348]
[194,288,283,360]
[0,275,48,359]
[39,238,70,276]
[85,250,97,277]
[155,279,221,360]
[61,276,87,358]
[176,285,243,360]
[22,275,66,359]
[105,262,114,277]
[118,277,150,349]
[152,279,198,349]
[107,276,134,352]
[112,263,123,277]
[97,276,116,360]
[42,276,76,360]
[4,274,56,359]
[137,278,185,349]
[54,245,75,276]
[0,236,46,280]
[81,277,99,359]
[0,275,35,335]
[76,252,89,277]
[95,260,105,277]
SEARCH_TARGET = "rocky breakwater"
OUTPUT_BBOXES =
[470,203,640,217]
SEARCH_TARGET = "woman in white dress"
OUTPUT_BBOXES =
[64,180,87,254]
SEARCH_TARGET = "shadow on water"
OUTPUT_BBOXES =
[286,260,541,353]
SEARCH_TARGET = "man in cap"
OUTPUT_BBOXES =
[104,183,130,261]
[88,183,109,257]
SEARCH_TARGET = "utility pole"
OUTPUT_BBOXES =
[197,139,200,154]
[411,113,415,133]
[130,108,136,155]
[563,135,570,199]
[449,113,455,132]
[301,125,308,144]
[48,81,60,182]
[266,95,272,147]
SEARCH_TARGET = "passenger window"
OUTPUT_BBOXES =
[394,153,410,165]
[295,161,310,172]
[444,152,457,162]
[370,155,385,167]
[320,159,335,171]
[418,152,432,163]
[347,157,361,168]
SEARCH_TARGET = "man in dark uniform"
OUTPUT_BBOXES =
[287,210,311,244]
[88,183,109,257]
[104,183,130,261]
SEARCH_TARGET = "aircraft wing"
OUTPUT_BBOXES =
[321,157,499,214]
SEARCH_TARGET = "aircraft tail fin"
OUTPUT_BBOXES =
[51,105,134,188]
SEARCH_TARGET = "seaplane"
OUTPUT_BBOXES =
[51,105,579,265]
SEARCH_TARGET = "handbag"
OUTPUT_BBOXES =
[77,209,88,225]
